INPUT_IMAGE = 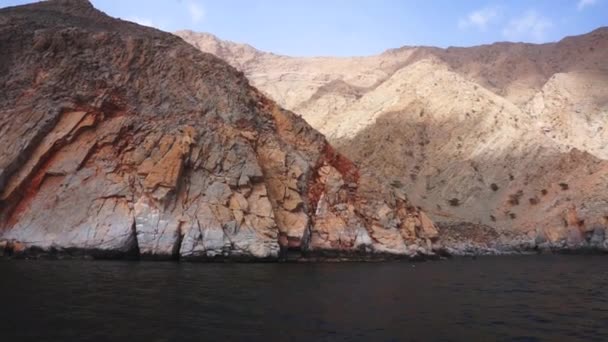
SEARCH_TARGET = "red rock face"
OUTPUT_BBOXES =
[0,0,439,260]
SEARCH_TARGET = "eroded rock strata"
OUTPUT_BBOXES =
[0,0,439,260]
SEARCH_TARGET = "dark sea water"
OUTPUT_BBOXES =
[1,255,608,342]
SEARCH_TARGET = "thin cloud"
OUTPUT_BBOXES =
[577,0,598,10]
[188,2,205,24]
[458,7,500,31]
[502,10,553,42]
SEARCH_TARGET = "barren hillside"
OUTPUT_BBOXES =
[178,28,608,250]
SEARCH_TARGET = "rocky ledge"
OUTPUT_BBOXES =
[0,0,441,261]
[437,221,608,257]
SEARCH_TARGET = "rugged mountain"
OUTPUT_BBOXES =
[0,0,440,260]
[177,28,608,251]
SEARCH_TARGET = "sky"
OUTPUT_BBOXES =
[2,0,607,56]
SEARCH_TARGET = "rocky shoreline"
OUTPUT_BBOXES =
[0,238,437,261]
[3,218,607,262]
[2,237,606,262]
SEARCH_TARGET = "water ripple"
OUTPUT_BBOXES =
[1,255,608,341]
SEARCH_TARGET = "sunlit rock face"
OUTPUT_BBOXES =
[0,0,438,260]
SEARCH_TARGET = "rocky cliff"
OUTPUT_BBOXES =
[0,0,441,260]
[177,28,608,253]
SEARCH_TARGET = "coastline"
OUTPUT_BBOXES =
[2,238,606,262]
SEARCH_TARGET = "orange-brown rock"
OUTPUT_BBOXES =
[0,0,438,260]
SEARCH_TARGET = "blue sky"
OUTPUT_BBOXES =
[2,0,607,56]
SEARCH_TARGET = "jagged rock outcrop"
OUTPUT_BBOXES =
[178,28,608,253]
[0,0,439,260]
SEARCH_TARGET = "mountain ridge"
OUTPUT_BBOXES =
[178,27,608,58]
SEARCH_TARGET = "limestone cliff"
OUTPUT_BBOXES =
[177,28,608,253]
[0,0,439,260]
